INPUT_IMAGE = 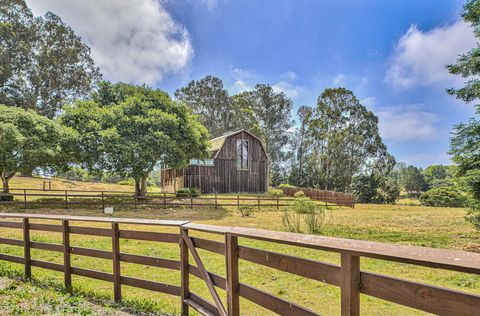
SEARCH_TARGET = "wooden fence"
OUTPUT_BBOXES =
[0,213,479,315]
[0,188,349,210]
[279,186,355,208]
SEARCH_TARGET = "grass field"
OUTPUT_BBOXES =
[0,178,479,315]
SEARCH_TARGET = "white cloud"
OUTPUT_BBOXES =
[27,0,193,84]
[331,74,369,90]
[272,71,302,98]
[376,105,440,142]
[360,96,376,109]
[386,20,476,89]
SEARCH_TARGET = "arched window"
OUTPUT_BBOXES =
[236,139,249,169]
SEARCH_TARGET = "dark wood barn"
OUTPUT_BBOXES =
[161,130,269,193]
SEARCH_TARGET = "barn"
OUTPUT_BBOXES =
[161,130,269,193]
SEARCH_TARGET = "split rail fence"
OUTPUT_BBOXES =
[0,213,479,315]
[0,188,351,210]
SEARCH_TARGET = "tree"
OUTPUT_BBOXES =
[60,82,209,196]
[445,0,480,229]
[0,0,101,118]
[423,164,450,188]
[233,84,294,185]
[294,88,391,192]
[174,76,235,138]
[289,105,313,187]
[0,105,70,197]
[399,165,428,196]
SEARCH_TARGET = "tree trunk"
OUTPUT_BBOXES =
[134,177,148,197]
[1,178,13,201]
[2,178,9,193]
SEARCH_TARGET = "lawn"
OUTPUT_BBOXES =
[0,180,479,315]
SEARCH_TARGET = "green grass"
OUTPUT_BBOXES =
[0,183,479,315]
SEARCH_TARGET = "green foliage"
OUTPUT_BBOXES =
[118,179,135,186]
[399,165,428,196]
[419,186,468,207]
[268,188,284,198]
[351,173,400,204]
[446,0,480,229]
[238,205,255,217]
[176,188,200,197]
[0,105,71,193]
[0,0,101,118]
[289,88,394,192]
[278,183,297,189]
[60,82,209,196]
[282,194,326,234]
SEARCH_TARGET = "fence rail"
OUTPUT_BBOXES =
[0,188,351,210]
[0,213,479,315]
[279,186,355,208]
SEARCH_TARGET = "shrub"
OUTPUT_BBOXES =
[294,190,305,198]
[176,188,200,197]
[268,188,284,198]
[419,186,467,207]
[282,209,302,233]
[282,193,327,234]
[238,205,255,217]
[278,183,297,189]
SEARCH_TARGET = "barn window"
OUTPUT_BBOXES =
[237,140,249,169]
[204,159,214,166]
[190,159,199,165]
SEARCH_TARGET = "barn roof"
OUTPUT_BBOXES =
[209,129,268,160]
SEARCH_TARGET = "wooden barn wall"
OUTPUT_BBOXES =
[183,131,269,194]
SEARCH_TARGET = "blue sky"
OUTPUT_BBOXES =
[28,0,478,167]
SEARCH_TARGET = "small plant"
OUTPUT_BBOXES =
[268,188,284,198]
[304,207,326,234]
[294,190,305,198]
[282,209,302,233]
[238,205,255,217]
[176,188,200,197]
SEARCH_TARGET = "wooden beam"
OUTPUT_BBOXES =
[180,228,190,316]
[62,220,72,292]
[341,254,360,316]
[112,223,121,301]
[22,218,31,279]
[226,234,239,316]
[181,229,227,316]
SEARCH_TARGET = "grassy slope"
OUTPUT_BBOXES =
[10,176,138,192]
[0,178,479,315]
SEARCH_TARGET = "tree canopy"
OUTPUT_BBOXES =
[0,105,70,194]
[60,82,209,196]
[289,88,393,192]
[0,0,101,118]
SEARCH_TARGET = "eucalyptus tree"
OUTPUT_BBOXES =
[0,0,101,118]
[60,83,209,196]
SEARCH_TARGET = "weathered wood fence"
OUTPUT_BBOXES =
[0,213,479,315]
[279,186,355,208]
[0,188,349,210]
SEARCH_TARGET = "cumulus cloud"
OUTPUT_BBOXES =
[386,20,476,89]
[331,74,369,90]
[376,105,439,142]
[27,0,193,84]
[272,71,302,98]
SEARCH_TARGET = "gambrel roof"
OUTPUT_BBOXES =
[209,129,268,160]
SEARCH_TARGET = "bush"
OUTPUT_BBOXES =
[268,188,284,198]
[238,205,255,217]
[419,186,467,207]
[176,188,200,197]
[278,183,297,189]
[282,193,327,234]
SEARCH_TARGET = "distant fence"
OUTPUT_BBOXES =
[0,188,348,211]
[279,186,355,208]
[0,213,479,315]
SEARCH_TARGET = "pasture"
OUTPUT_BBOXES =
[0,183,479,315]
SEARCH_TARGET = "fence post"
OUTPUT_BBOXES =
[215,194,218,209]
[341,254,360,316]
[276,196,279,210]
[101,191,105,210]
[226,234,239,316]
[180,227,189,315]
[163,193,167,209]
[257,195,260,211]
[64,190,68,209]
[112,222,121,301]
[134,194,137,210]
[237,194,240,209]
[62,220,72,291]
[24,189,27,209]
[23,218,31,279]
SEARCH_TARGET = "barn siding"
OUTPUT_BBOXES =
[164,131,269,194]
